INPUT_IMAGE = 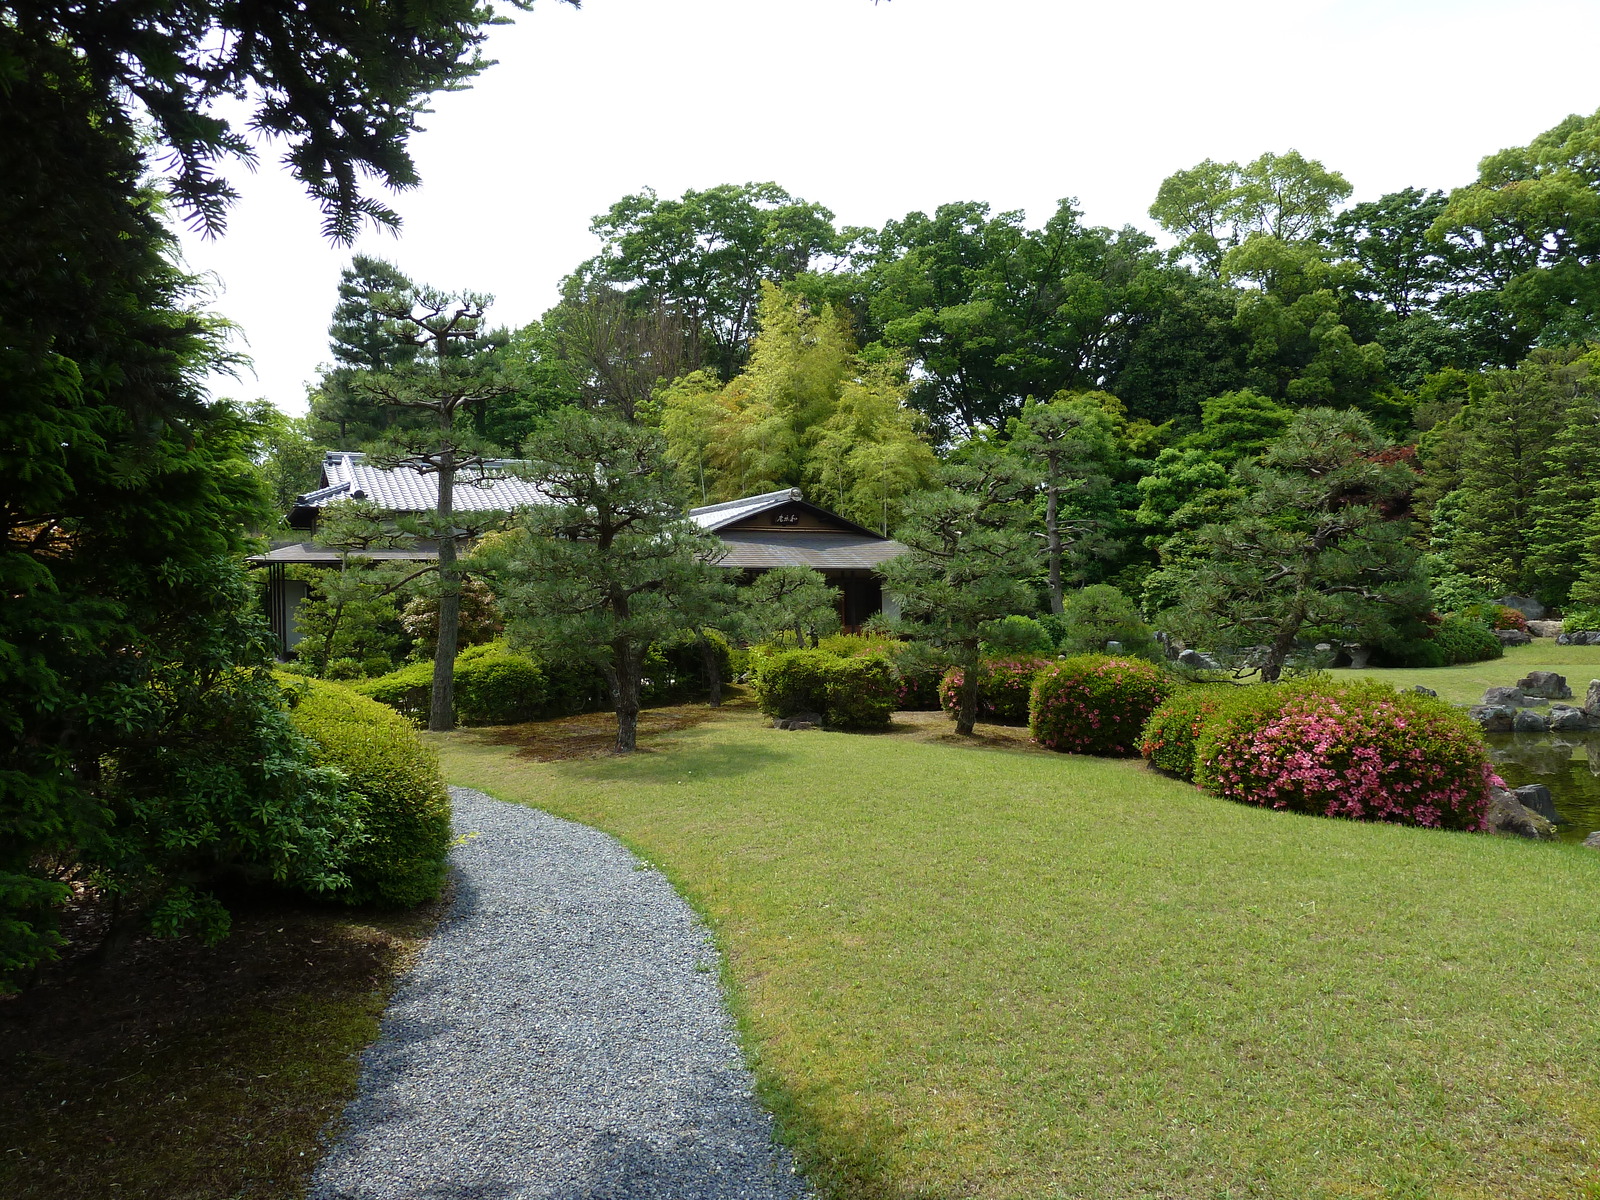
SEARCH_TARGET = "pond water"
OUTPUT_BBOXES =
[1485,731,1600,844]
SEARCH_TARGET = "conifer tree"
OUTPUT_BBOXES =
[1528,355,1600,602]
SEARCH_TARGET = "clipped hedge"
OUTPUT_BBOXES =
[282,677,452,907]
[1433,615,1502,665]
[939,657,1051,726]
[1193,679,1493,831]
[356,641,603,724]
[1140,686,1269,781]
[1029,655,1176,757]
[752,648,896,730]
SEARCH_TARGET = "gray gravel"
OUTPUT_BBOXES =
[310,786,809,1200]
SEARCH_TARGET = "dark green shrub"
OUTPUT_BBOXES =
[822,656,897,730]
[1192,679,1493,830]
[1433,616,1502,665]
[1373,636,1448,668]
[752,648,836,718]
[1029,655,1176,757]
[1056,585,1161,659]
[455,647,548,724]
[352,660,432,722]
[1140,686,1270,781]
[283,677,452,906]
[939,657,1051,725]
[979,615,1054,656]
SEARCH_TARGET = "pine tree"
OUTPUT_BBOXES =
[1528,354,1600,602]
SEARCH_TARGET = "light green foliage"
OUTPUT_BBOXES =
[1528,353,1600,600]
[740,566,842,648]
[879,451,1041,734]
[485,409,731,751]
[1183,389,1291,461]
[1150,150,1352,275]
[1151,408,1428,681]
[575,182,842,380]
[656,283,936,529]
[1056,584,1160,659]
[289,562,408,679]
[282,677,450,908]
[750,648,896,730]
[243,400,325,518]
[355,641,605,725]
[1139,685,1264,780]
[978,615,1054,656]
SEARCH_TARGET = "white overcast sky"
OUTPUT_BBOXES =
[176,0,1600,416]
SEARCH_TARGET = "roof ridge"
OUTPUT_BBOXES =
[689,487,802,516]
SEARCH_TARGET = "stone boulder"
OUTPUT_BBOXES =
[1516,671,1572,699]
[1494,628,1534,646]
[1411,685,1438,698]
[1558,630,1600,646]
[1485,787,1557,839]
[1497,595,1546,621]
[1482,686,1528,707]
[1549,704,1598,732]
[1513,709,1550,733]
[1511,783,1558,823]
[1527,619,1563,638]
[1585,831,1600,850]
[1468,704,1517,732]
[1588,679,1600,716]
[1345,645,1372,668]
[773,711,823,731]
[1177,648,1223,671]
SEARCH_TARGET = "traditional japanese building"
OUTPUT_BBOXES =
[252,455,907,653]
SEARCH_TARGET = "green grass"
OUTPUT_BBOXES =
[1334,641,1600,706]
[437,709,1600,1200]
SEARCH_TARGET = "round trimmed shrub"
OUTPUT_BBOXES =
[283,677,452,906]
[939,657,1051,726]
[1193,679,1493,831]
[1029,655,1176,756]
[454,644,548,724]
[979,615,1054,656]
[752,648,836,718]
[823,655,896,730]
[1432,615,1502,665]
[1140,686,1268,781]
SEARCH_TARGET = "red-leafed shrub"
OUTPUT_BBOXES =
[1029,655,1176,756]
[1140,686,1267,781]
[1492,605,1529,632]
[1192,679,1494,831]
[939,657,1051,725]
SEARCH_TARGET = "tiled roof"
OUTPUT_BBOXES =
[295,452,547,515]
[713,531,908,571]
[689,488,805,531]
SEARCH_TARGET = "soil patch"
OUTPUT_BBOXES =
[0,889,443,1200]
[471,699,740,761]
[881,709,1050,753]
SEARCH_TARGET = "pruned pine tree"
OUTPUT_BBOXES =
[878,453,1042,736]
[1153,408,1428,682]
[493,410,729,753]
[740,567,841,648]
[354,281,519,732]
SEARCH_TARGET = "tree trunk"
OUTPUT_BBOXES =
[697,630,723,707]
[429,446,460,732]
[956,659,982,736]
[610,641,642,752]
[1046,476,1064,616]
[1260,603,1305,684]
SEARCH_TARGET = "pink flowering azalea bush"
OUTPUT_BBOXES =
[1140,686,1265,781]
[1029,655,1176,756]
[939,657,1051,725]
[1192,679,1494,831]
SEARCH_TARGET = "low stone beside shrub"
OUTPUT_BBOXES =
[939,657,1050,726]
[1029,655,1176,757]
[1193,679,1493,831]
[282,677,452,907]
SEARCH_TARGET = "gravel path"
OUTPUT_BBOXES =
[310,786,809,1200]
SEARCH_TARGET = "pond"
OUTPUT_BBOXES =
[1485,731,1600,844]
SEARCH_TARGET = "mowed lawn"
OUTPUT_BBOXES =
[1337,641,1600,706]
[436,708,1600,1200]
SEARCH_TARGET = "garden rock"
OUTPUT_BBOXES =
[1585,831,1600,850]
[1586,679,1600,715]
[1468,704,1517,732]
[1411,685,1438,698]
[1482,686,1528,707]
[1484,787,1557,840]
[1494,628,1534,646]
[1527,620,1563,638]
[1345,645,1372,668]
[1558,630,1600,645]
[1178,648,1222,671]
[1549,705,1598,732]
[1513,709,1550,733]
[773,712,822,731]
[1512,784,1559,823]
[1497,595,1546,620]
[1516,671,1572,699]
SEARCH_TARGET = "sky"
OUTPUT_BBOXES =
[176,0,1600,416]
